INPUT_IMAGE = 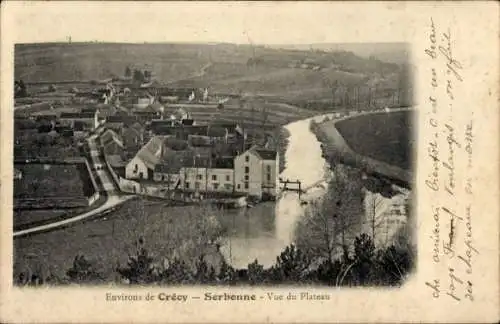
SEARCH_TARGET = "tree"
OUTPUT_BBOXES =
[350,233,376,286]
[133,69,145,84]
[116,237,159,284]
[158,257,193,284]
[194,254,217,284]
[124,66,132,78]
[247,259,266,285]
[217,259,236,284]
[296,199,339,265]
[376,244,412,286]
[364,190,389,246]
[270,244,311,283]
[66,255,103,284]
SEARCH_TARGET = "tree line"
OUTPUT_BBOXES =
[15,231,413,287]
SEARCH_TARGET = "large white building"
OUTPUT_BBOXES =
[234,146,279,199]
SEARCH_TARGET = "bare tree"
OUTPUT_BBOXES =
[364,190,389,247]
[296,164,365,264]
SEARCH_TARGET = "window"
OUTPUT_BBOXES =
[212,175,217,181]
[213,183,219,190]
[267,173,271,182]
[245,166,249,174]
[237,184,241,189]
[245,155,249,162]
[185,182,190,189]
[197,174,203,180]
[245,175,249,181]
[226,175,231,181]
[134,164,138,172]
[244,182,249,189]
[266,165,271,172]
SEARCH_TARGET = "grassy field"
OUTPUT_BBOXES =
[314,110,414,187]
[13,199,226,281]
[14,164,92,198]
[334,110,414,171]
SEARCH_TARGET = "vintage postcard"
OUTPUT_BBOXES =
[0,1,498,323]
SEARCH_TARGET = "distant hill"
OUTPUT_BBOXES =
[15,42,412,105]
[266,43,410,65]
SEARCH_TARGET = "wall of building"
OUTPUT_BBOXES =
[234,151,262,198]
[261,158,279,197]
[206,168,234,193]
[180,167,208,192]
[153,172,180,188]
[125,157,149,179]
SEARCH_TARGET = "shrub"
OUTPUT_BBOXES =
[66,255,103,284]
[116,237,159,285]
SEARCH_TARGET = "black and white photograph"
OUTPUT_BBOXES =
[2,2,499,323]
[13,36,415,286]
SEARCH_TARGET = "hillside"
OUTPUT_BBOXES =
[268,42,411,65]
[15,42,412,106]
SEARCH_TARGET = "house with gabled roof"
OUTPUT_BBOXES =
[125,135,169,180]
[100,129,125,155]
[234,146,279,199]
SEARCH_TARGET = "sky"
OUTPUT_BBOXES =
[3,2,416,45]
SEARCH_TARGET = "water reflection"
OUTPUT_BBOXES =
[219,117,330,269]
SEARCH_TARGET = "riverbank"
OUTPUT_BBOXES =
[309,109,414,187]
[307,110,415,253]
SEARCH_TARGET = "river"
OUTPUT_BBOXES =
[219,116,332,269]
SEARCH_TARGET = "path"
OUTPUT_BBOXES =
[13,131,135,238]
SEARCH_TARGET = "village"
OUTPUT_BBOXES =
[14,66,288,220]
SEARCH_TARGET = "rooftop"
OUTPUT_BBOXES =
[107,154,128,168]
[106,115,138,125]
[60,112,96,119]
[135,135,170,170]
[101,129,124,148]
[250,147,278,160]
